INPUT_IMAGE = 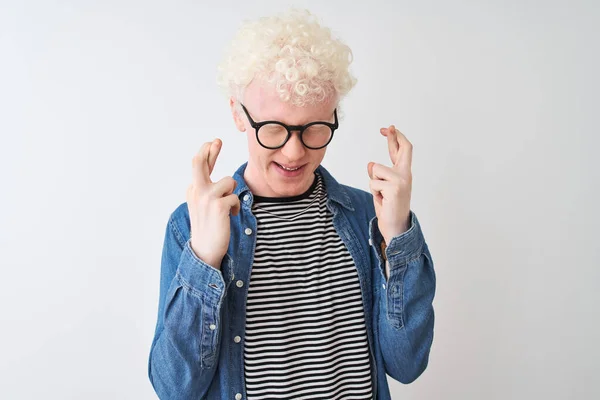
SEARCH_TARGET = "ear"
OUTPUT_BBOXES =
[229,96,246,132]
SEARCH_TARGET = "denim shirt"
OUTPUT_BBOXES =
[148,161,436,400]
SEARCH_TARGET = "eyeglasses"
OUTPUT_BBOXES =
[240,103,339,150]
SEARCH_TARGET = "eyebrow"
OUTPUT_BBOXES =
[246,107,335,126]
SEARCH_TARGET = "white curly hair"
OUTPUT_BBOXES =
[216,8,357,110]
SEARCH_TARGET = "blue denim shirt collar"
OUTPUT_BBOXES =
[232,161,355,212]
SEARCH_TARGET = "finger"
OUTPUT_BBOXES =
[367,162,375,180]
[370,162,397,182]
[207,138,222,175]
[222,193,241,217]
[390,126,413,172]
[380,126,400,164]
[211,176,237,198]
[193,142,212,187]
[369,178,390,193]
[368,180,384,206]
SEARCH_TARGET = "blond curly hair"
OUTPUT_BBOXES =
[217,8,357,109]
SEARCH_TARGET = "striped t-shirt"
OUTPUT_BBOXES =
[243,171,374,400]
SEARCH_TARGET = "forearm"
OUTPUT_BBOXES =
[149,283,224,399]
[370,211,436,383]
[378,243,436,383]
[149,281,221,399]
[148,219,227,399]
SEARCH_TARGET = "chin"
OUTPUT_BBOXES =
[268,164,311,193]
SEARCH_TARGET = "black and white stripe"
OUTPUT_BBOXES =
[243,172,373,400]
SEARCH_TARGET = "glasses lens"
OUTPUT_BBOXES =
[258,123,288,148]
[303,124,333,148]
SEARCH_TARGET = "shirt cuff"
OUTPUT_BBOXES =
[177,239,234,302]
[369,210,425,268]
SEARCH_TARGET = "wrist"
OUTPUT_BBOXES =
[191,243,223,270]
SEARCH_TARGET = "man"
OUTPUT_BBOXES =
[148,9,435,400]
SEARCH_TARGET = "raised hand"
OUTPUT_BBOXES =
[367,125,413,245]
[186,139,240,269]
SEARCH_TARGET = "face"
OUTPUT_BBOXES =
[230,79,338,198]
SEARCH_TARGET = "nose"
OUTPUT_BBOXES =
[280,130,306,161]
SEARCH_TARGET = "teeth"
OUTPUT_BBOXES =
[279,163,300,171]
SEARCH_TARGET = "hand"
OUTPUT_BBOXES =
[187,139,240,269]
[367,125,413,245]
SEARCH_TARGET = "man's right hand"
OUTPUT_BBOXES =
[186,139,241,270]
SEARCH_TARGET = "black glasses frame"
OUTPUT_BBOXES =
[240,103,339,150]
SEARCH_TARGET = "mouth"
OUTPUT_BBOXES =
[274,162,304,171]
[273,161,306,176]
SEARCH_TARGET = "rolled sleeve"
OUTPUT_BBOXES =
[369,210,436,383]
[177,239,232,301]
[369,210,425,278]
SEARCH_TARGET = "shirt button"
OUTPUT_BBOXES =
[382,283,386,290]
[368,238,373,246]
[243,194,250,202]
[235,393,242,400]
[234,335,241,343]
[209,324,216,330]
[244,228,252,235]
[236,280,244,288]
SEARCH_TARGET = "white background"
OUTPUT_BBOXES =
[1,0,599,399]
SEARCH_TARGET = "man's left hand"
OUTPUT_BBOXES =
[367,124,413,245]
